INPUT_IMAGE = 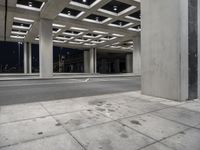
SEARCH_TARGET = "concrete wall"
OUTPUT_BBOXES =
[133,36,141,75]
[141,0,188,101]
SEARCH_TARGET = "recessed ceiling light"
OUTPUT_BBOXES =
[53,39,66,43]
[84,43,96,46]
[53,23,66,28]
[74,38,90,42]
[28,2,32,7]
[70,27,88,31]
[112,33,124,37]
[11,30,28,35]
[113,6,117,11]
[93,30,108,34]
[16,2,45,11]
[83,0,87,3]
[100,36,116,41]
[112,42,120,45]
[91,40,105,44]
[14,17,34,23]
[67,11,71,15]
[69,41,83,45]
[10,35,25,39]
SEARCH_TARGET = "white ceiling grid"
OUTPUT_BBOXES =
[0,0,140,51]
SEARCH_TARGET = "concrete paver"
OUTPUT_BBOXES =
[0,91,199,150]
[0,103,49,124]
[41,99,89,115]
[177,102,200,113]
[71,122,155,150]
[89,99,143,120]
[152,107,200,127]
[161,128,200,150]
[140,143,174,150]
[120,114,188,140]
[0,116,65,148]
[0,134,84,150]
[54,110,112,131]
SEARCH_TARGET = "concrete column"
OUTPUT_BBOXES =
[126,53,133,73]
[39,18,53,78]
[141,0,198,101]
[84,50,90,73]
[198,0,200,98]
[24,42,28,74]
[24,42,32,74]
[133,36,141,75]
[28,43,32,74]
[94,48,97,73]
[89,48,96,74]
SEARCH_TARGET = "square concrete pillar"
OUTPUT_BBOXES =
[198,0,200,98]
[24,43,28,74]
[84,50,90,73]
[23,42,32,74]
[133,36,141,75]
[28,43,32,74]
[39,19,53,78]
[126,53,133,73]
[141,0,199,101]
[89,48,97,74]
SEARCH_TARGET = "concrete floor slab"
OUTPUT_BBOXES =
[120,114,188,140]
[177,102,200,113]
[152,107,200,127]
[0,116,65,148]
[194,99,200,103]
[157,100,184,106]
[41,99,89,115]
[0,134,84,150]
[127,92,185,106]
[140,143,174,150]
[124,99,168,114]
[78,95,168,120]
[0,103,49,124]
[54,110,112,131]
[71,122,155,150]
[93,100,143,120]
[161,128,200,150]
[0,79,199,150]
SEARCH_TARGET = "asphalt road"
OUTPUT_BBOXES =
[0,77,141,106]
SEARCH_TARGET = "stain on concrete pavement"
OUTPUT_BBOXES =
[130,120,142,126]
[96,108,106,112]
[120,133,129,138]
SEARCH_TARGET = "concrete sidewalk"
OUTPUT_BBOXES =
[0,91,200,150]
[0,73,138,81]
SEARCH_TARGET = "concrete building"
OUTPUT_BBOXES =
[1,1,200,150]
[0,0,141,76]
[0,0,199,102]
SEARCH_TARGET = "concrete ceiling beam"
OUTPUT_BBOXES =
[40,0,70,19]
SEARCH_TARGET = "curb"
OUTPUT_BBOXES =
[0,74,141,81]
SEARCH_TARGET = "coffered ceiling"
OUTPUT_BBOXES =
[0,0,141,51]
